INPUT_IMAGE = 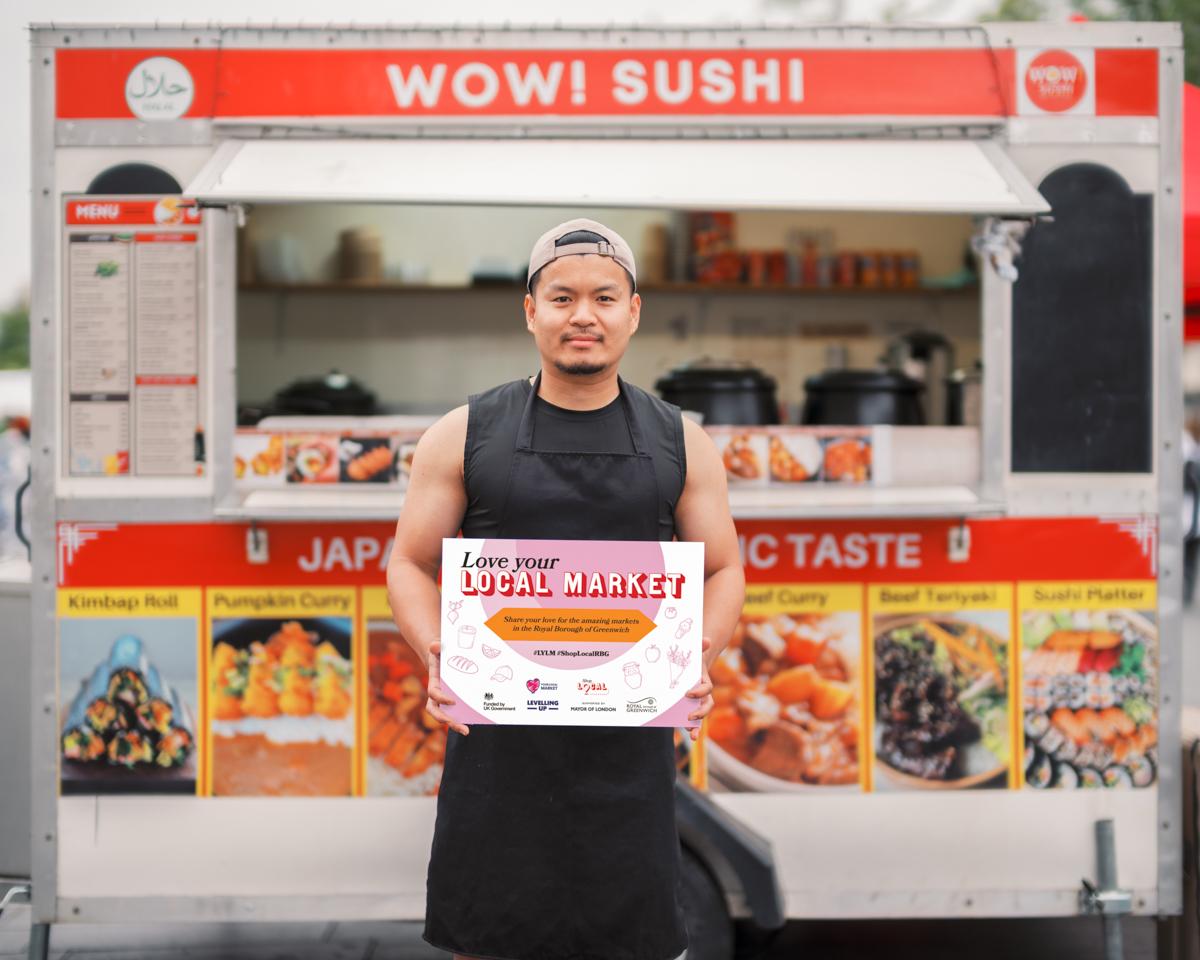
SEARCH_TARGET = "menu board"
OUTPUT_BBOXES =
[63,198,204,478]
[53,516,1158,798]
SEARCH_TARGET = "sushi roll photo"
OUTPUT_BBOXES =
[155,728,193,769]
[106,667,149,708]
[107,730,153,768]
[84,697,120,734]
[136,698,175,736]
[60,630,199,794]
[61,725,106,762]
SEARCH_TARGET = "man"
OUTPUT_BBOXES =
[386,218,745,960]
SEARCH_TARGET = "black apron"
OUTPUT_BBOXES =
[424,374,688,960]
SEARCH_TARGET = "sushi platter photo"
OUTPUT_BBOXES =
[1021,609,1158,790]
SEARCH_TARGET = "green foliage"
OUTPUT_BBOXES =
[979,0,1196,84]
[0,304,30,371]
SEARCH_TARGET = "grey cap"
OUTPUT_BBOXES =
[527,218,636,290]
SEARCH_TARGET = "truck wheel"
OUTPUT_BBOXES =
[681,847,735,960]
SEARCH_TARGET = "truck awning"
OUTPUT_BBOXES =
[185,138,1049,216]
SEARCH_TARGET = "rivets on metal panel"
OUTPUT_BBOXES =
[72,907,80,916]
[1163,821,1171,830]
[44,834,52,842]
[1166,186,1174,194]
[41,189,48,196]
[41,447,50,456]
[42,58,49,66]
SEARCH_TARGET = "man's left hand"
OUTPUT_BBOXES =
[685,637,714,741]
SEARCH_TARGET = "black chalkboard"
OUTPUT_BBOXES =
[1011,163,1153,473]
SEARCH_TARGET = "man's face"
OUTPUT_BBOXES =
[524,255,641,377]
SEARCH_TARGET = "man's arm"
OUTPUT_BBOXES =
[674,417,745,729]
[385,404,469,734]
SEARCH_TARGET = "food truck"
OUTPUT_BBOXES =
[21,19,1184,958]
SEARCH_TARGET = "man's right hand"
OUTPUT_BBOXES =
[425,640,469,737]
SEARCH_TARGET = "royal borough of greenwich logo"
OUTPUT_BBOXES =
[125,57,194,120]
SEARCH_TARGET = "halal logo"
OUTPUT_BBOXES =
[125,57,194,121]
[1024,50,1087,113]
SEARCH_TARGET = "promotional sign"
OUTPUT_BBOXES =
[54,47,1159,120]
[438,538,704,727]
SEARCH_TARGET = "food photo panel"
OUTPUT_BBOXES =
[869,585,1014,791]
[363,587,446,797]
[1018,582,1158,790]
[706,584,863,792]
[207,588,356,796]
[58,591,201,795]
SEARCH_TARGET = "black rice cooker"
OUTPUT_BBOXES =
[801,369,925,426]
[272,370,378,417]
[655,360,779,425]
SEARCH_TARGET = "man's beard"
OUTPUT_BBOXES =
[553,359,608,376]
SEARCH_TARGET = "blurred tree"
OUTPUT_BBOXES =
[977,0,1197,84]
[0,304,30,370]
[1077,0,1200,84]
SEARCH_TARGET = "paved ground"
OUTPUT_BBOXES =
[0,907,1172,960]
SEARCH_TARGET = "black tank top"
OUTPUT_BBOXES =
[463,377,687,541]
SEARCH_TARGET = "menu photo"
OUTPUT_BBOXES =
[363,587,446,797]
[439,538,704,727]
[58,589,201,795]
[868,584,1014,791]
[207,588,356,796]
[704,584,863,792]
[1019,581,1158,790]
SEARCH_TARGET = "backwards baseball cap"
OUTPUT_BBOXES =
[527,218,637,292]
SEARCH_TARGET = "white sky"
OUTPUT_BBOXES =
[2,0,993,310]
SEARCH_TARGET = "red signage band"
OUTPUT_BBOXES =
[135,375,199,386]
[54,46,1160,121]
[135,233,198,243]
[65,198,200,226]
[56,517,1157,588]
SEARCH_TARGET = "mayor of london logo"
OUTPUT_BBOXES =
[125,57,194,121]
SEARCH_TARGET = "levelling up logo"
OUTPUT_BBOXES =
[1017,48,1094,116]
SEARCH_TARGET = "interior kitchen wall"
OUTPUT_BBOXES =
[246,204,977,286]
[237,287,979,417]
[237,204,981,417]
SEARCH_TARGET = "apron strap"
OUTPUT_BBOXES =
[516,372,651,457]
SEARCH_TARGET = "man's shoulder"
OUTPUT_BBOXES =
[624,379,682,422]
[470,378,530,408]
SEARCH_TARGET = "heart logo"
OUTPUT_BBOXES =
[526,678,540,694]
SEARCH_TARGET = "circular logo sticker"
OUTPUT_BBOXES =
[1024,49,1087,113]
[125,57,194,121]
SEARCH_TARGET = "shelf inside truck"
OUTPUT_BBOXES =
[218,485,1000,521]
